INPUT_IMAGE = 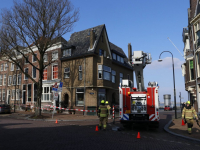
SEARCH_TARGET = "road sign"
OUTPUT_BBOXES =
[53,92,58,100]
[57,82,63,92]
[52,82,58,92]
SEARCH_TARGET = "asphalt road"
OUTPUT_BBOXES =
[0,111,199,150]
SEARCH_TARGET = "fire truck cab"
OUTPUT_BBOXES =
[119,50,159,128]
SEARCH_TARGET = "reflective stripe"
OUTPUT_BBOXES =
[182,110,185,112]
[101,108,107,110]
[185,117,193,119]
[185,110,192,112]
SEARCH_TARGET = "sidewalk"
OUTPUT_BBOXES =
[166,118,200,142]
[5,110,116,121]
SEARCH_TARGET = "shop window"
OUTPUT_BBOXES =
[76,88,84,106]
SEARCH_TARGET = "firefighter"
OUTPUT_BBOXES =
[98,100,108,131]
[182,101,198,134]
[105,101,111,124]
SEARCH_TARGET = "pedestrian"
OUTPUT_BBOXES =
[105,101,111,124]
[98,100,108,131]
[182,101,198,134]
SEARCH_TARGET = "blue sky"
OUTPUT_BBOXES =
[0,0,189,104]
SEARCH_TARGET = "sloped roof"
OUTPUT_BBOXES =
[64,24,104,56]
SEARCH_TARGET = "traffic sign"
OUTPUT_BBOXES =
[52,82,58,92]
[53,92,58,100]
[57,82,63,92]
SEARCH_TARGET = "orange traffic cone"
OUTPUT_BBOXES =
[95,126,99,131]
[55,119,58,124]
[137,132,141,139]
[182,119,185,126]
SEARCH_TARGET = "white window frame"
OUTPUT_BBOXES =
[0,75,2,86]
[63,49,71,57]
[4,63,8,71]
[12,90,15,100]
[10,63,14,71]
[98,65,103,79]
[32,53,37,62]
[52,51,58,61]
[3,74,6,85]
[24,68,28,80]
[0,64,3,71]
[17,74,21,85]
[2,89,5,101]
[13,75,16,85]
[44,54,48,62]
[16,89,20,100]
[32,66,36,78]
[64,67,70,78]
[41,86,51,102]
[8,75,12,86]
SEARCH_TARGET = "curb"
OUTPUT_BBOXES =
[164,120,200,142]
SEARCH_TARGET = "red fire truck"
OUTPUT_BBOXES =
[119,51,159,128]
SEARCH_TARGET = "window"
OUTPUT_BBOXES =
[33,53,37,62]
[28,84,32,101]
[4,63,8,71]
[24,68,28,80]
[53,65,58,79]
[52,51,58,60]
[13,75,16,85]
[112,53,116,60]
[12,90,15,100]
[98,89,106,105]
[11,63,14,71]
[44,54,48,62]
[3,74,6,85]
[190,60,194,80]
[99,49,104,56]
[98,65,111,80]
[121,57,124,63]
[2,89,5,101]
[1,64,3,71]
[42,86,51,101]
[76,88,84,106]
[16,63,20,70]
[98,65,103,79]
[17,74,21,85]
[16,89,20,100]
[112,70,116,83]
[25,57,29,64]
[64,67,70,78]
[79,66,82,80]
[32,66,36,78]
[43,68,47,80]
[0,75,2,85]
[63,49,71,57]
[103,65,111,81]
[34,83,37,101]
[119,73,123,84]
[117,55,121,62]
[8,76,12,85]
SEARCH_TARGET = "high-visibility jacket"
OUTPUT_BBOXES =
[98,105,108,117]
[182,106,197,119]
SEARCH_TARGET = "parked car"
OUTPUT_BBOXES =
[0,104,11,114]
[164,106,172,111]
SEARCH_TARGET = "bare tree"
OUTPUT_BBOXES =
[0,0,79,116]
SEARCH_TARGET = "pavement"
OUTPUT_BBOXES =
[2,110,200,142]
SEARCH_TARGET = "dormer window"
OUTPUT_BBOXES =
[121,57,124,63]
[63,49,71,57]
[99,49,104,56]
[112,53,116,60]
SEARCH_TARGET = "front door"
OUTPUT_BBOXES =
[64,94,69,108]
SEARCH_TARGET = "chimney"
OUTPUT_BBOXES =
[128,43,132,62]
[90,28,95,49]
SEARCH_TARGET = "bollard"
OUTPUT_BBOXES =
[113,105,115,124]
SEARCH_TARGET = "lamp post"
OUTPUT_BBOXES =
[158,51,177,119]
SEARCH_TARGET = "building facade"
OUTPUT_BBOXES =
[182,0,200,112]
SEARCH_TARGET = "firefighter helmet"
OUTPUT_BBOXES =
[105,101,108,104]
[101,100,105,104]
[186,101,190,104]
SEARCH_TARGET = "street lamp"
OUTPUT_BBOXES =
[158,51,177,119]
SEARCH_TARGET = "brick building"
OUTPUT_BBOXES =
[182,0,200,112]
[0,24,134,113]
[60,24,133,113]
